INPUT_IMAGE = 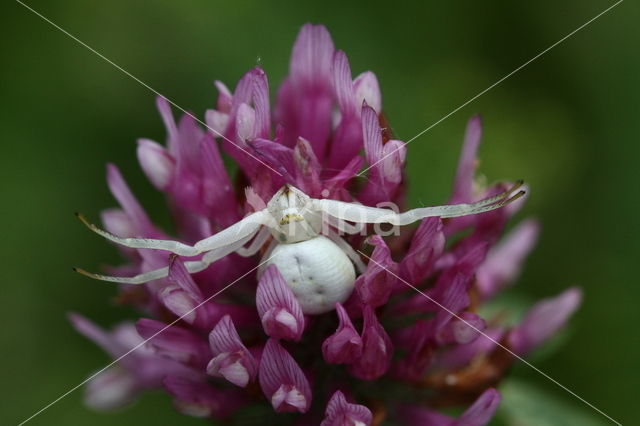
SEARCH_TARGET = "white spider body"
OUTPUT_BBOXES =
[263,235,356,314]
[77,183,524,315]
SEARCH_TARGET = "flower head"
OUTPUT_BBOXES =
[73,23,581,424]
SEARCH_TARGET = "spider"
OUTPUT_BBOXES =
[75,182,524,314]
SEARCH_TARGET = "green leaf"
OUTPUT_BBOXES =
[495,379,609,426]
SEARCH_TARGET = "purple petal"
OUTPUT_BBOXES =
[322,303,363,364]
[380,139,406,184]
[214,80,232,112]
[252,67,271,139]
[164,376,245,418]
[205,109,229,135]
[69,313,130,359]
[400,217,445,284]
[259,338,312,413]
[294,137,322,196]
[397,388,501,426]
[321,390,372,426]
[362,105,383,170]
[256,265,305,341]
[456,388,502,426]
[250,138,296,181]
[350,305,393,380]
[333,50,356,116]
[510,287,582,355]
[136,138,175,190]
[235,103,256,142]
[290,24,334,90]
[135,318,210,367]
[476,219,539,299]
[106,163,155,236]
[435,328,505,370]
[207,315,258,387]
[84,366,138,411]
[451,115,482,203]
[437,312,486,345]
[356,235,397,308]
[353,71,382,114]
[200,133,239,227]
[156,96,178,153]
[168,257,203,300]
[281,23,335,158]
[100,208,136,239]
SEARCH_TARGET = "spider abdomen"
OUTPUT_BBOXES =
[262,236,356,315]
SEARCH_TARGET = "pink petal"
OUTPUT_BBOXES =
[136,138,175,190]
[451,115,482,203]
[322,303,363,364]
[476,219,539,299]
[207,315,257,387]
[353,71,382,114]
[349,305,393,380]
[259,339,312,413]
[510,287,582,355]
[106,163,155,236]
[321,390,372,426]
[256,265,305,341]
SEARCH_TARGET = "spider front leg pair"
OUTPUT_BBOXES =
[74,209,270,284]
[75,182,524,314]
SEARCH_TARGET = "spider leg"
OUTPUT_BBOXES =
[324,213,365,235]
[77,209,269,256]
[236,226,271,257]
[313,181,525,226]
[76,213,200,256]
[75,223,263,285]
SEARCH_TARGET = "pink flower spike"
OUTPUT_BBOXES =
[321,390,372,426]
[350,305,393,380]
[259,339,312,413]
[256,265,305,341]
[510,287,582,355]
[322,303,363,364]
[207,315,257,387]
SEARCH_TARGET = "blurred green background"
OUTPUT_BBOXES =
[1,1,638,425]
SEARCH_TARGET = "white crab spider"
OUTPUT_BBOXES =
[76,182,524,314]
